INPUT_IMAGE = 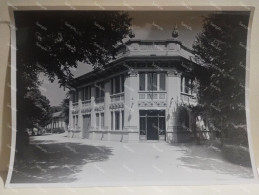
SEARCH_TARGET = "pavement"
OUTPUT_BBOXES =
[10,133,256,186]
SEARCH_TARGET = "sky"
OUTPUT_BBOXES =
[39,11,210,107]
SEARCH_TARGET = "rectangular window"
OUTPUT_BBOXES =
[147,73,157,91]
[100,82,105,97]
[111,78,114,94]
[139,72,145,91]
[115,111,120,130]
[185,77,189,94]
[122,110,124,129]
[96,82,104,98]
[159,73,166,91]
[101,113,104,128]
[115,76,120,94]
[140,117,146,135]
[111,111,113,130]
[96,113,99,128]
[181,76,183,92]
[95,85,100,98]
[72,91,78,103]
[121,75,125,92]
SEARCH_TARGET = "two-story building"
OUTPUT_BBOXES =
[68,38,207,143]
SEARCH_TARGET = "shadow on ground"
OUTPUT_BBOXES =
[169,143,254,179]
[10,136,113,183]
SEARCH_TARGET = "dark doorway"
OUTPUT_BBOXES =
[147,117,159,140]
[139,110,166,141]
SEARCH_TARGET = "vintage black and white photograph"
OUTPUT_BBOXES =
[6,9,258,187]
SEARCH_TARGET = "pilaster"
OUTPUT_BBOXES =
[104,80,111,130]
[123,70,139,132]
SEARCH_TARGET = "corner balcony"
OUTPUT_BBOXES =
[138,91,167,107]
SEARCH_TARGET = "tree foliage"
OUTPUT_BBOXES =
[15,11,132,148]
[192,12,250,145]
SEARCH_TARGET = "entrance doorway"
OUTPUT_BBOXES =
[139,110,166,141]
[83,114,91,138]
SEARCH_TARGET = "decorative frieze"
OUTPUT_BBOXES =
[109,102,124,109]
[81,107,92,114]
[138,101,167,107]
[94,105,105,111]
[72,110,79,114]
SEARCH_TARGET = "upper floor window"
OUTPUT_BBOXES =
[72,91,79,103]
[95,82,105,98]
[139,72,166,91]
[82,86,91,101]
[111,74,125,94]
[181,75,193,94]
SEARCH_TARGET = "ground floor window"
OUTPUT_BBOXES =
[96,113,99,128]
[111,110,124,130]
[101,113,104,128]
[96,112,104,129]
[115,111,120,130]
[73,115,78,129]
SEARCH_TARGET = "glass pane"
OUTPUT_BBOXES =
[101,83,105,97]
[88,86,91,100]
[139,110,146,116]
[185,77,189,94]
[140,117,146,135]
[96,86,100,98]
[160,73,165,91]
[115,76,120,93]
[101,113,104,128]
[115,111,120,130]
[159,117,165,135]
[158,110,166,116]
[139,73,145,91]
[111,78,114,94]
[152,73,157,91]
[121,75,124,92]
[122,110,124,129]
[111,112,113,130]
[147,73,152,90]
[96,113,99,128]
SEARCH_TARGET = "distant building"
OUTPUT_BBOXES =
[68,38,210,142]
[46,111,67,132]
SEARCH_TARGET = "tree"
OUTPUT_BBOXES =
[60,96,70,127]
[192,12,250,146]
[15,11,132,151]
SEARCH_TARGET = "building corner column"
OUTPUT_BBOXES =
[166,70,181,143]
[104,80,111,141]
[90,86,96,140]
[123,69,139,142]
[78,90,83,138]
[68,91,73,138]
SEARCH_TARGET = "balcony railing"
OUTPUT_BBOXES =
[82,99,91,107]
[110,92,125,102]
[138,91,167,101]
[72,102,78,109]
[180,92,197,104]
[95,97,104,104]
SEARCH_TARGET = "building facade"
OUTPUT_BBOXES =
[68,39,208,142]
[46,111,67,133]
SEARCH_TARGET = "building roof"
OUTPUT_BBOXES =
[70,39,199,88]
